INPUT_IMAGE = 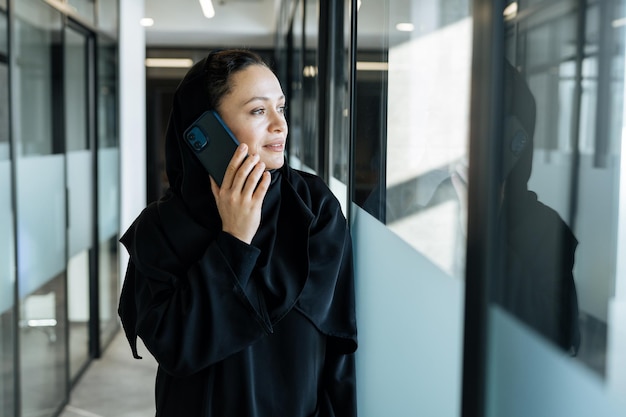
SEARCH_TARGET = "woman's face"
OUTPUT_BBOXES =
[217,64,288,171]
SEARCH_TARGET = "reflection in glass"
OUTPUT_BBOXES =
[287,0,304,169]
[327,0,351,211]
[14,1,68,415]
[301,0,319,173]
[0,10,7,56]
[355,0,472,279]
[65,26,93,382]
[497,0,626,379]
[0,54,16,416]
[97,37,120,345]
[494,62,581,356]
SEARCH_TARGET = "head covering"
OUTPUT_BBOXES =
[497,61,580,354]
[502,60,537,194]
[162,56,218,226]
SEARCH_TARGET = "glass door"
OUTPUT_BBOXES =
[65,23,95,383]
[96,35,120,350]
[14,1,69,415]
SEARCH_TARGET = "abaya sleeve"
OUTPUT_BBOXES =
[119,194,270,377]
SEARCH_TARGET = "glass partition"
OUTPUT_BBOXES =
[0,6,6,56]
[472,0,626,416]
[325,0,351,212]
[65,24,94,382]
[287,0,304,169]
[0,7,15,414]
[97,0,119,39]
[97,35,120,347]
[301,0,320,174]
[67,0,95,25]
[352,0,471,415]
[354,0,472,278]
[14,1,68,415]
[279,0,350,208]
[492,0,624,377]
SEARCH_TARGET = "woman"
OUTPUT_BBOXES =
[118,49,357,416]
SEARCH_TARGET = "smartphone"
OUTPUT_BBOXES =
[183,110,240,186]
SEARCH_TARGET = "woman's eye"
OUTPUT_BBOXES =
[278,106,287,114]
[252,108,265,115]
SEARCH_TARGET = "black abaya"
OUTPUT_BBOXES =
[118,55,357,417]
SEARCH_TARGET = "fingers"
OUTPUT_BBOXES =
[240,158,267,195]
[213,144,269,205]
[252,171,272,201]
[222,143,249,188]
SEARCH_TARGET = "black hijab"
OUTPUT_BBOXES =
[119,52,357,359]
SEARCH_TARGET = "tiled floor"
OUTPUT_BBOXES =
[59,330,158,417]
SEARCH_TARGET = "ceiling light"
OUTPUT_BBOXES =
[356,61,388,71]
[200,0,216,18]
[140,17,154,27]
[503,2,518,20]
[396,23,414,32]
[145,58,194,68]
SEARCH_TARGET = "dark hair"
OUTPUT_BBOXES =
[204,49,269,110]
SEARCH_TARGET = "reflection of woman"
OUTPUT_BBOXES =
[118,49,357,416]
[495,61,581,355]
[451,62,581,354]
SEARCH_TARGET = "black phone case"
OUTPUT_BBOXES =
[183,110,240,186]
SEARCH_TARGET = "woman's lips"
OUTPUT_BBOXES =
[264,141,285,152]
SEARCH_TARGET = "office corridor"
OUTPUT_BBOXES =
[59,331,157,417]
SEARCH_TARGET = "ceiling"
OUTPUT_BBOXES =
[143,0,280,48]
[141,0,417,54]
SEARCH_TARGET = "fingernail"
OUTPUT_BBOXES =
[239,144,247,152]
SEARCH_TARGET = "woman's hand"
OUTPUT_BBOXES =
[210,143,271,244]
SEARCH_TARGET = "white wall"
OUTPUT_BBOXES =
[118,0,146,281]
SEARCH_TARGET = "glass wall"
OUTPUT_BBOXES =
[0,4,15,416]
[65,24,94,382]
[67,0,95,25]
[327,0,351,210]
[14,1,69,415]
[465,0,626,416]
[97,35,120,348]
[1,0,119,415]
[97,0,119,39]
[354,0,471,279]
[277,0,352,210]
[351,0,471,415]
[301,0,320,173]
[285,0,305,169]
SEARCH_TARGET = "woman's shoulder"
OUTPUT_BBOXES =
[122,192,213,257]
[286,166,332,193]
[286,167,340,203]
[284,167,345,222]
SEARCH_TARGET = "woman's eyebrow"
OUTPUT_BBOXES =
[243,95,285,105]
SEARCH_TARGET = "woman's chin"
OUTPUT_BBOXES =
[264,155,285,171]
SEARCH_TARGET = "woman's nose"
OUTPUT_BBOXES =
[270,110,287,131]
